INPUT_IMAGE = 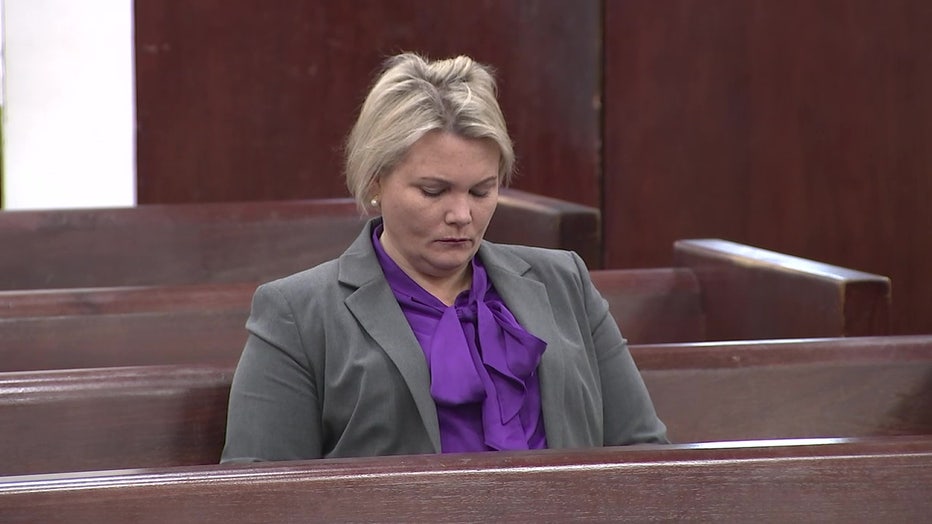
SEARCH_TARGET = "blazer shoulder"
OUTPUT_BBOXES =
[484,242,586,275]
[258,258,342,301]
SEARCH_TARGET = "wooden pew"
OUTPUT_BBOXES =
[674,239,891,340]
[1,437,930,523]
[0,365,232,475]
[0,187,602,292]
[0,239,892,371]
[638,335,932,443]
[0,306,249,371]
[596,239,891,344]
[1,335,928,476]
[0,282,258,318]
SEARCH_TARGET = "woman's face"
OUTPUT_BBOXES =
[376,130,500,286]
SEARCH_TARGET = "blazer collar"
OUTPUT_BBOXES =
[338,219,568,450]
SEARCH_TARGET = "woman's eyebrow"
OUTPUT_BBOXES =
[473,175,499,186]
[414,175,498,186]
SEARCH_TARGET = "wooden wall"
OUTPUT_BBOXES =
[135,1,931,335]
[133,0,601,207]
[603,1,932,335]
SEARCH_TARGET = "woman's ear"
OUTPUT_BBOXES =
[365,178,383,209]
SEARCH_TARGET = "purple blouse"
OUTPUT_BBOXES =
[372,225,548,452]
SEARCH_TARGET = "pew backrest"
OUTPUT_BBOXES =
[0,236,893,373]
[0,198,362,290]
[0,365,231,475]
[0,268,704,371]
[492,189,602,269]
[2,438,930,523]
[0,267,708,371]
[2,335,929,476]
[0,188,601,291]
[0,252,895,372]
[0,282,258,318]
[634,335,932,442]
[0,307,248,371]
[590,267,705,344]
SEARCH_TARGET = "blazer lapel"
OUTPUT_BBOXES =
[479,243,568,448]
[338,220,441,453]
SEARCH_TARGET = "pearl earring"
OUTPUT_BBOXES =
[370,197,380,208]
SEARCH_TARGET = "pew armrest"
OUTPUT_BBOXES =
[591,268,705,344]
[492,188,602,269]
[674,239,891,340]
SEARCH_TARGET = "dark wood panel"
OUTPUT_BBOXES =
[604,1,932,334]
[134,1,601,207]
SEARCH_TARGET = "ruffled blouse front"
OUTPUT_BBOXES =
[372,226,548,452]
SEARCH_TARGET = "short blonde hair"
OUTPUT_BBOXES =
[345,53,514,209]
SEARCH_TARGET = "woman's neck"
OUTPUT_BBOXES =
[414,265,472,306]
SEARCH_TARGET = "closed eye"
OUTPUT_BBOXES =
[470,180,498,198]
[420,187,445,197]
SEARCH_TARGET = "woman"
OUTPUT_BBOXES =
[221,53,667,462]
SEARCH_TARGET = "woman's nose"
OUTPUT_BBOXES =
[445,194,473,225]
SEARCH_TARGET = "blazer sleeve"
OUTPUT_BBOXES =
[221,282,323,463]
[572,252,670,445]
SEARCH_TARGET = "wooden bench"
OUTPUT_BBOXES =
[0,365,233,476]
[0,239,891,371]
[1,437,930,522]
[1,335,928,476]
[597,239,891,343]
[0,305,249,371]
[0,187,602,292]
[638,335,932,443]
[673,239,891,340]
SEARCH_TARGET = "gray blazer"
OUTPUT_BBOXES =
[221,220,667,462]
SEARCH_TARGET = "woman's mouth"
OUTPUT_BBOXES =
[437,237,471,245]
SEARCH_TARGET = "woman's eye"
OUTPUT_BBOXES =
[470,189,490,198]
[420,187,444,197]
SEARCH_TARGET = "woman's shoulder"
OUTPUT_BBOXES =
[255,259,342,304]
[483,241,583,273]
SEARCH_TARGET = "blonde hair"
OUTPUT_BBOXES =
[345,53,514,210]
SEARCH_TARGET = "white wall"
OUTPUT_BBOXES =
[2,0,135,209]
